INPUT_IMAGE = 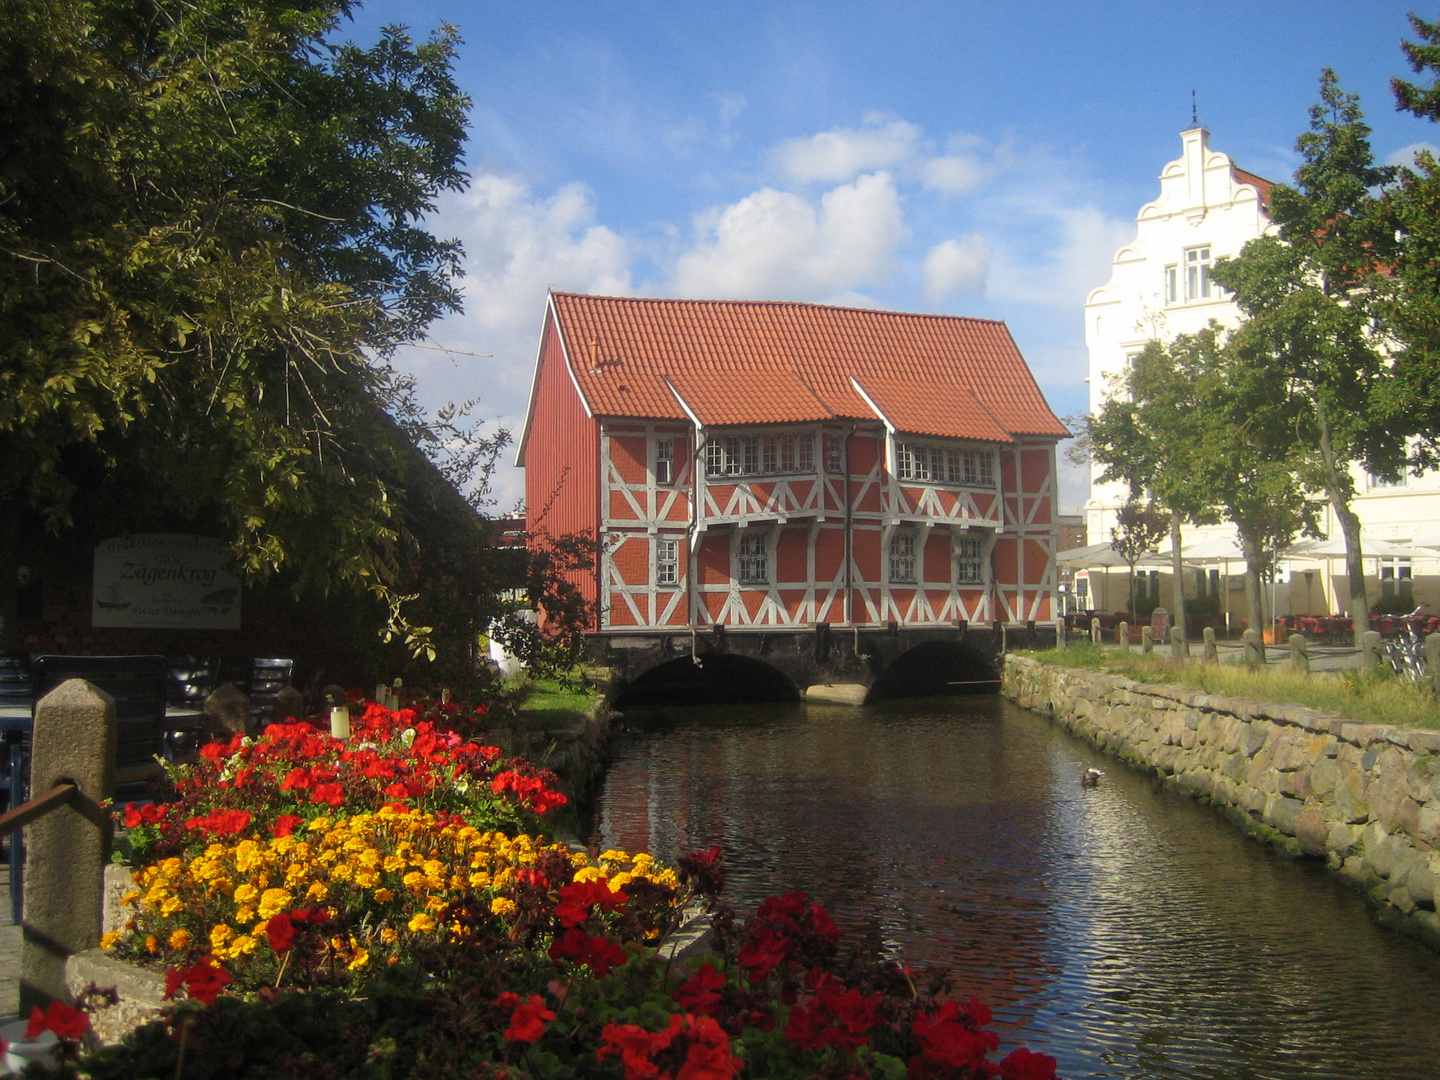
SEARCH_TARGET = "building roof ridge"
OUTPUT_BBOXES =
[549,291,1010,328]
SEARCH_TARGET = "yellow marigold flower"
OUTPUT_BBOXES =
[374,888,394,904]
[425,896,447,914]
[468,871,491,889]
[408,912,437,933]
[120,890,142,907]
[161,857,184,878]
[651,869,680,889]
[489,897,517,918]
[100,931,122,950]
[161,896,185,917]
[382,855,406,875]
[307,817,332,833]
[569,851,592,868]
[234,906,256,925]
[209,924,235,949]
[354,868,379,889]
[234,840,265,874]
[257,888,294,920]
[358,848,381,869]
[145,935,158,954]
[401,871,425,892]
[609,872,634,891]
[169,929,192,950]
[599,849,629,865]
[230,935,258,957]
[348,949,370,971]
[572,866,604,883]
[305,882,330,902]
[632,853,654,870]
[330,864,354,883]
[233,883,259,906]
[380,927,399,944]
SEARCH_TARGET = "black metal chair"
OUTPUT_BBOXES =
[0,651,33,920]
[251,657,294,727]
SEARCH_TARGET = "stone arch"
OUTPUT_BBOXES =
[613,653,801,709]
[865,640,999,702]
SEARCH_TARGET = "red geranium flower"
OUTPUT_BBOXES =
[674,962,726,1015]
[266,911,296,952]
[273,814,303,838]
[310,782,344,806]
[548,927,629,978]
[999,1047,1059,1080]
[500,993,556,1043]
[25,1001,89,1041]
[555,878,628,928]
[164,956,232,1006]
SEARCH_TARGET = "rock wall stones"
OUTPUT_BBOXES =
[1002,655,1440,951]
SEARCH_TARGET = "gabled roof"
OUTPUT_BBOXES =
[1233,166,1274,211]
[528,293,1066,448]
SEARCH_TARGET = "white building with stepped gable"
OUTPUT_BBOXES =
[1081,127,1440,621]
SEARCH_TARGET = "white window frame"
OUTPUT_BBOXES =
[956,536,985,585]
[704,432,817,479]
[897,440,994,488]
[825,434,844,473]
[1164,264,1179,305]
[738,532,768,585]
[889,533,917,584]
[1379,558,1414,603]
[656,538,680,587]
[1184,246,1212,301]
[655,438,674,485]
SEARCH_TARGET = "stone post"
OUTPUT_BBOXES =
[203,682,252,741]
[22,679,116,1010]
[1117,622,1130,652]
[1141,626,1153,654]
[1202,626,1218,664]
[1427,633,1440,681]
[1090,618,1102,646]
[1288,633,1309,675]
[1170,625,1188,662]
[1054,617,1067,650]
[273,685,304,722]
[1360,630,1383,669]
[1242,628,1264,668]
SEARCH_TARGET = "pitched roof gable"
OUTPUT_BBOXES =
[544,293,1067,442]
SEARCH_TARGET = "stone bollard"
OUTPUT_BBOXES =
[1202,626,1218,664]
[1054,617,1067,650]
[1117,621,1130,651]
[273,685,304,722]
[1090,618,1102,646]
[1360,630,1383,669]
[204,682,252,740]
[23,679,116,1010]
[1242,628,1264,668]
[1141,625,1153,654]
[1170,625,1188,661]
[1427,633,1440,680]
[1288,633,1310,675]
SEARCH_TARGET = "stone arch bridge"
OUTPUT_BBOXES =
[588,621,1060,708]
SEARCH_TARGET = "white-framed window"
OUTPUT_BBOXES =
[956,537,985,584]
[1185,246,1212,301]
[1164,264,1179,305]
[1367,469,1407,490]
[656,538,680,586]
[825,434,844,473]
[655,438,674,485]
[896,441,994,487]
[889,533,917,583]
[704,433,816,478]
[1380,558,1414,604]
[738,532,768,584]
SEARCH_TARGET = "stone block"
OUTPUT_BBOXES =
[1333,773,1370,824]
[1398,797,1423,838]
[1327,823,1360,857]
[273,685,304,721]
[1238,721,1269,758]
[24,678,116,1011]
[1403,863,1438,911]
[204,682,252,739]
[1293,810,1328,855]
[1418,803,1440,844]
[1265,794,1305,836]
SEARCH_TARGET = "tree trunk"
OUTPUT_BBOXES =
[1312,398,1368,647]
[1127,564,1137,618]
[1168,508,1187,641]
[0,510,16,651]
[1239,527,1266,646]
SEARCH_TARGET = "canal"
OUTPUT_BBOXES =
[593,694,1440,1080]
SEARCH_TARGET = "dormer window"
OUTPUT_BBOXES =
[895,441,995,487]
[705,433,815,478]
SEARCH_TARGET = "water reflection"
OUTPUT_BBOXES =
[595,696,1440,1080]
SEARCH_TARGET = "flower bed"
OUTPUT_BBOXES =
[71,693,1060,1080]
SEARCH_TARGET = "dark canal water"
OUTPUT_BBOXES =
[593,695,1440,1080]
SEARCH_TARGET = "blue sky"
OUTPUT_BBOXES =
[343,2,1440,514]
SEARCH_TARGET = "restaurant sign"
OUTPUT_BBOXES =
[92,534,241,629]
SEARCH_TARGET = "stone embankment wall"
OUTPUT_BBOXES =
[1002,655,1440,950]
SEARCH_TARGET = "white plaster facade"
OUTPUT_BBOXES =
[1082,127,1440,619]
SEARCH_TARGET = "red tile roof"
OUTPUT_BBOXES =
[1233,167,1274,211]
[546,293,1067,441]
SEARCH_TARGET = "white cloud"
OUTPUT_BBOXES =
[988,204,1133,310]
[397,174,635,510]
[923,235,992,302]
[920,154,989,197]
[715,92,747,126]
[670,171,906,300]
[1386,141,1440,168]
[774,114,922,183]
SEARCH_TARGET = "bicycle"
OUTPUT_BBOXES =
[1382,604,1429,683]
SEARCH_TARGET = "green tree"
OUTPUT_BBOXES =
[0,0,476,652]
[1210,69,1397,645]
[1380,13,1440,469]
[1109,499,1167,620]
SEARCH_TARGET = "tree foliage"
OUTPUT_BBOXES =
[0,0,492,654]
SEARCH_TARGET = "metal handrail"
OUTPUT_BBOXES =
[0,782,76,838]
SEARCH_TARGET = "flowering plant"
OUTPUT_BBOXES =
[116,695,566,865]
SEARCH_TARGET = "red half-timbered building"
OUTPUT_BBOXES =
[517,293,1068,633]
